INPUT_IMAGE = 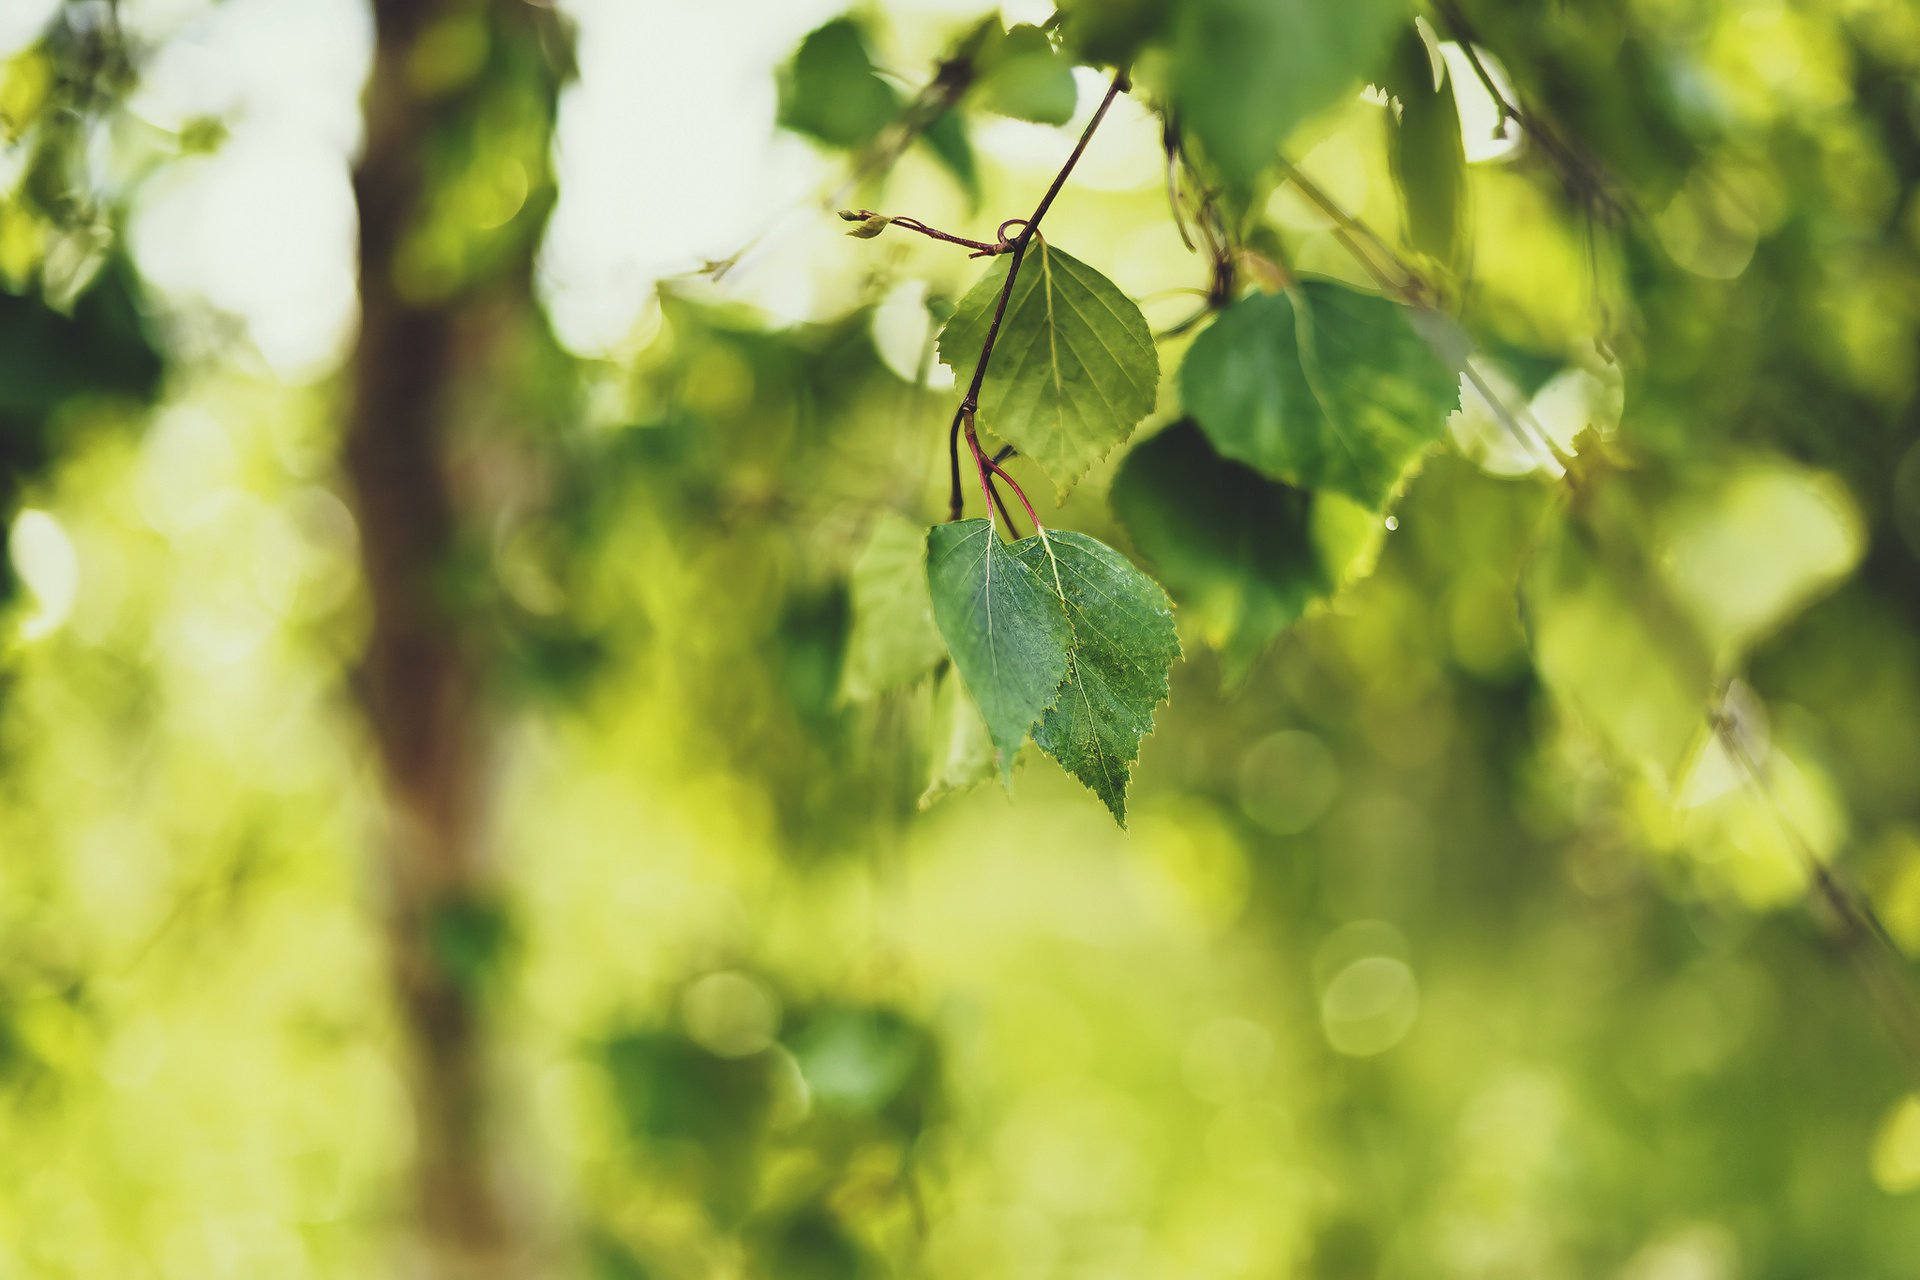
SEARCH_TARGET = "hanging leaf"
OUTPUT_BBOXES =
[1383,24,1468,270]
[841,513,944,701]
[976,24,1078,126]
[939,242,1159,498]
[925,518,1073,779]
[777,18,898,150]
[920,666,997,808]
[1011,529,1179,825]
[1172,0,1405,191]
[1112,421,1382,680]
[1181,280,1460,509]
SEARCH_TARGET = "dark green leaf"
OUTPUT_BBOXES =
[1011,529,1179,825]
[1112,421,1382,680]
[1173,0,1405,191]
[1181,280,1460,508]
[939,242,1159,497]
[1059,0,1172,67]
[925,518,1073,778]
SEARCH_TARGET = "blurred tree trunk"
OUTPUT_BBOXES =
[345,1,570,1274]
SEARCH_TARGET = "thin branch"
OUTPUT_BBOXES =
[945,70,1130,521]
[839,209,1012,257]
[1711,699,1920,1081]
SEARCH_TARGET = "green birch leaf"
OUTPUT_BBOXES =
[1112,421,1383,681]
[1010,530,1179,826]
[1181,280,1460,509]
[841,514,945,702]
[939,242,1159,499]
[925,519,1073,779]
[778,18,898,150]
[1173,0,1405,191]
[977,25,1078,125]
[919,667,997,808]
[1384,25,1468,269]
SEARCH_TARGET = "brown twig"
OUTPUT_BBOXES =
[839,209,1013,257]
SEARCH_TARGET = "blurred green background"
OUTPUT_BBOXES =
[4,0,1920,1276]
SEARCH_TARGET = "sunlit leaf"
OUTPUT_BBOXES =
[939,242,1159,498]
[920,666,997,807]
[1173,0,1405,190]
[977,24,1078,125]
[1181,280,1459,508]
[841,513,944,701]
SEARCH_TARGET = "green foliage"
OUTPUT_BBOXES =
[1011,529,1179,824]
[925,518,1072,779]
[920,667,996,806]
[975,24,1078,126]
[841,512,945,701]
[777,18,899,150]
[1180,281,1460,508]
[939,242,1159,498]
[1171,0,1404,190]
[1112,420,1380,680]
[1383,25,1467,270]
[777,15,978,198]
[15,1,1920,1276]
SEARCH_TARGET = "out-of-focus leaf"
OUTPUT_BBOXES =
[746,1206,877,1280]
[0,254,161,424]
[1181,281,1459,509]
[777,18,898,150]
[1522,471,1715,787]
[1059,0,1171,66]
[977,25,1077,125]
[925,518,1072,778]
[841,513,944,701]
[939,242,1159,498]
[919,107,980,202]
[787,1005,931,1119]
[1657,460,1863,664]
[1383,24,1467,270]
[1112,420,1382,680]
[1172,0,1405,191]
[920,666,996,807]
[603,1029,781,1220]
[1010,529,1179,825]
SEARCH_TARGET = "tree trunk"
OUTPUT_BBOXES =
[345,1,568,1274]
